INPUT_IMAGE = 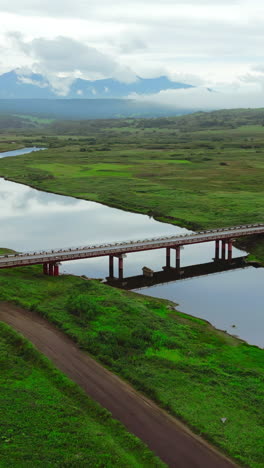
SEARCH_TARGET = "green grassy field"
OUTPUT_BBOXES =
[0,112,263,260]
[0,266,263,467]
[0,320,165,467]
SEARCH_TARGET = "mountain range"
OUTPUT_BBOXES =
[0,71,193,99]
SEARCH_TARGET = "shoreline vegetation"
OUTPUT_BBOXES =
[0,266,263,467]
[0,109,263,466]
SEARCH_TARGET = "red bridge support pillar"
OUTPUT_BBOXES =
[54,263,59,276]
[109,255,114,278]
[215,240,220,260]
[228,240,233,262]
[48,263,54,276]
[166,247,171,268]
[176,246,181,269]
[221,240,226,260]
[118,256,124,280]
[43,263,48,275]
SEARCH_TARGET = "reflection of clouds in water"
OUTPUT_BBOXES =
[0,177,189,251]
[0,178,247,263]
[0,179,97,218]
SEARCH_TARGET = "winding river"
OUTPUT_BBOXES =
[0,147,263,347]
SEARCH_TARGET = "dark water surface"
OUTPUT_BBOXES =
[0,148,263,347]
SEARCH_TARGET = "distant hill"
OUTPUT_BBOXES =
[1,106,264,129]
[0,71,193,99]
[0,98,194,120]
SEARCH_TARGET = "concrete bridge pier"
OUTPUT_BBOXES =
[118,256,124,280]
[175,246,181,270]
[215,240,220,260]
[221,240,226,260]
[108,254,124,280]
[166,248,171,268]
[228,240,233,262]
[43,262,59,276]
[109,255,114,278]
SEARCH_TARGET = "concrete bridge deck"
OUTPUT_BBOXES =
[0,223,263,273]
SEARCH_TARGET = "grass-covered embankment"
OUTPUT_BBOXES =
[0,116,263,260]
[0,266,263,467]
[0,320,165,467]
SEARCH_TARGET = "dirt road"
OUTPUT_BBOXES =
[0,303,237,468]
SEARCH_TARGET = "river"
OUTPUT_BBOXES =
[0,147,263,348]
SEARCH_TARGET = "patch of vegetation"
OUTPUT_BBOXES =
[0,248,16,255]
[13,114,54,124]
[0,321,164,467]
[237,235,264,266]
[0,267,263,467]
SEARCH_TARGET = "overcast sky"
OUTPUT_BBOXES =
[1,0,264,107]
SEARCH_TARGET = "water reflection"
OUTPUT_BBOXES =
[107,256,250,290]
[0,178,184,252]
[134,267,264,348]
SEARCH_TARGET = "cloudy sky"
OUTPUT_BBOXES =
[1,0,264,107]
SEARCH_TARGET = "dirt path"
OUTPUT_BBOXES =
[0,303,237,468]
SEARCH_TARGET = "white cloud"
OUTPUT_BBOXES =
[0,1,241,19]
[17,76,49,88]
[7,34,137,94]
[0,0,264,103]
[131,80,264,110]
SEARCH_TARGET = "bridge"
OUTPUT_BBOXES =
[0,223,263,279]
